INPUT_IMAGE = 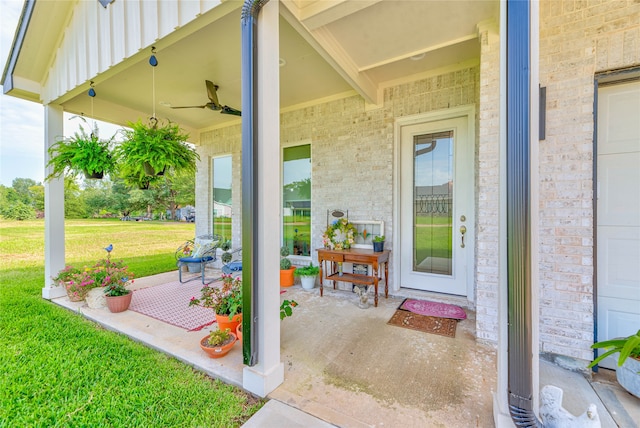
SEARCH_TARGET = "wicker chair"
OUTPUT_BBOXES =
[175,234,221,284]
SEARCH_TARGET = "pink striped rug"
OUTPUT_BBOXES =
[129,280,219,331]
[399,298,467,320]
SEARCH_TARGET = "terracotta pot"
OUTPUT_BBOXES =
[105,292,133,313]
[236,323,242,342]
[215,313,242,333]
[200,333,237,359]
[280,267,296,287]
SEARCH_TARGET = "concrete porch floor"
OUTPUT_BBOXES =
[51,271,638,427]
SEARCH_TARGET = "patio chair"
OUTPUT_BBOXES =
[221,247,242,277]
[175,234,221,284]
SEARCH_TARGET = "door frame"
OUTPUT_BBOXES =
[393,105,476,299]
[593,69,640,368]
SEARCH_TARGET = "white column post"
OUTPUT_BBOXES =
[242,0,283,397]
[493,2,512,424]
[42,104,66,300]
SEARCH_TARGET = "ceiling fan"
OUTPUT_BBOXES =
[170,80,241,116]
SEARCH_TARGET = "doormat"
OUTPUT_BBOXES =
[129,280,218,331]
[387,310,457,338]
[399,298,467,320]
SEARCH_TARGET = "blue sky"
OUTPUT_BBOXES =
[0,0,121,187]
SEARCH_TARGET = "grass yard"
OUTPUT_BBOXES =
[0,219,264,427]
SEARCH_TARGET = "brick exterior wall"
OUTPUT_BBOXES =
[199,67,480,292]
[539,0,640,360]
[476,24,501,345]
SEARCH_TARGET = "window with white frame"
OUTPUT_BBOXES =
[282,144,311,256]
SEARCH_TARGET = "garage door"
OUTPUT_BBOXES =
[596,80,640,370]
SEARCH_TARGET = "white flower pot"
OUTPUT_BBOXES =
[616,356,640,399]
[300,275,316,290]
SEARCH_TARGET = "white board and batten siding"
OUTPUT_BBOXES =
[43,0,224,104]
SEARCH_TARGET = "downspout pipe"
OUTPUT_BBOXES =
[506,1,543,427]
[240,0,270,367]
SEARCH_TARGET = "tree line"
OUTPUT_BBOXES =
[0,173,195,221]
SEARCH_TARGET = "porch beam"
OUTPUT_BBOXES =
[292,0,382,31]
[42,104,66,300]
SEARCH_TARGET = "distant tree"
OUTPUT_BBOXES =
[0,182,37,220]
[64,178,86,218]
[12,178,37,205]
[29,184,45,213]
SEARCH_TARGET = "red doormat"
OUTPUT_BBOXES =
[387,310,457,338]
[399,298,467,320]
[129,280,217,331]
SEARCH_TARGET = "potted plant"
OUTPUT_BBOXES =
[588,329,640,398]
[52,265,87,302]
[372,235,385,252]
[293,263,319,290]
[115,118,199,189]
[199,328,237,359]
[103,277,134,313]
[280,246,296,287]
[190,273,242,332]
[46,118,116,180]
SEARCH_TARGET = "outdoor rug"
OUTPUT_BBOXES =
[387,310,458,338]
[399,298,467,320]
[129,280,218,331]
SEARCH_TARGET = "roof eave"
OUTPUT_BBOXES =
[1,0,37,99]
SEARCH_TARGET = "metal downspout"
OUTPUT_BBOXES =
[240,0,270,367]
[506,1,543,426]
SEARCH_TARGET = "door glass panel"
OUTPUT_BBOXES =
[283,145,311,256]
[212,155,232,242]
[413,131,453,275]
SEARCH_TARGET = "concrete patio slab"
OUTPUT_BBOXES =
[50,271,638,427]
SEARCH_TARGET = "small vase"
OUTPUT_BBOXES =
[215,313,242,333]
[105,292,133,313]
[373,241,385,252]
[300,275,316,290]
[200,333,237,359]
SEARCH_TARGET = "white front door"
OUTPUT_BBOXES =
[596,80,640,369]
[400,111,474,296]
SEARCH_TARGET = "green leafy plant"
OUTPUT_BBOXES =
[280,246,292,270]
[372,235,385,243]
[280,299,298,320]
[588,329,640,368]
[190,273,242,316]
[115,118,199,189]
[293,263,319,277]
[46,118,116,180]
[205,328,233,347]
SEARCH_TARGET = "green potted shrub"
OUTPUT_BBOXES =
[372,235,385,252]
[199,328,237,359]
[280,246,295,287]
[46,118,116,180]
[115,118,199,188]
[293,263,319,290]
[588,329,640,398]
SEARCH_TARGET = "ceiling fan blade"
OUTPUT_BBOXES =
[220,105,242,116]
[205,80,221,107]
[170,105,207,109]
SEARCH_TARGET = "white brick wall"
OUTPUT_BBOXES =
[539,0,640,360]
[199,67,480,293]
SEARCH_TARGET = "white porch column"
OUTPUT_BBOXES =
[42,104,66,300]
[242,0,283,397]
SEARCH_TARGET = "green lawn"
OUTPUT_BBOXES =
[0,219,264,426]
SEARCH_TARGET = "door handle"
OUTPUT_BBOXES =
[460,225,467,248]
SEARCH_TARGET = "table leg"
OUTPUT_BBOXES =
[373,263,379,307]
[319,260,324,297]
[384,261,389,298]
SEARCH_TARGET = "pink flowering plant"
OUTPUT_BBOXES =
[52,246,134,300]
[189,274,242,316]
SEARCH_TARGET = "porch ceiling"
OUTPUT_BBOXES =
[5,0,498,141]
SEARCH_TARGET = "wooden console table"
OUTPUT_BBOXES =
[316,248,391,307]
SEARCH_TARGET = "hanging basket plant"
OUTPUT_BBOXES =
[114,118,199,188]
[45,118,116,181]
